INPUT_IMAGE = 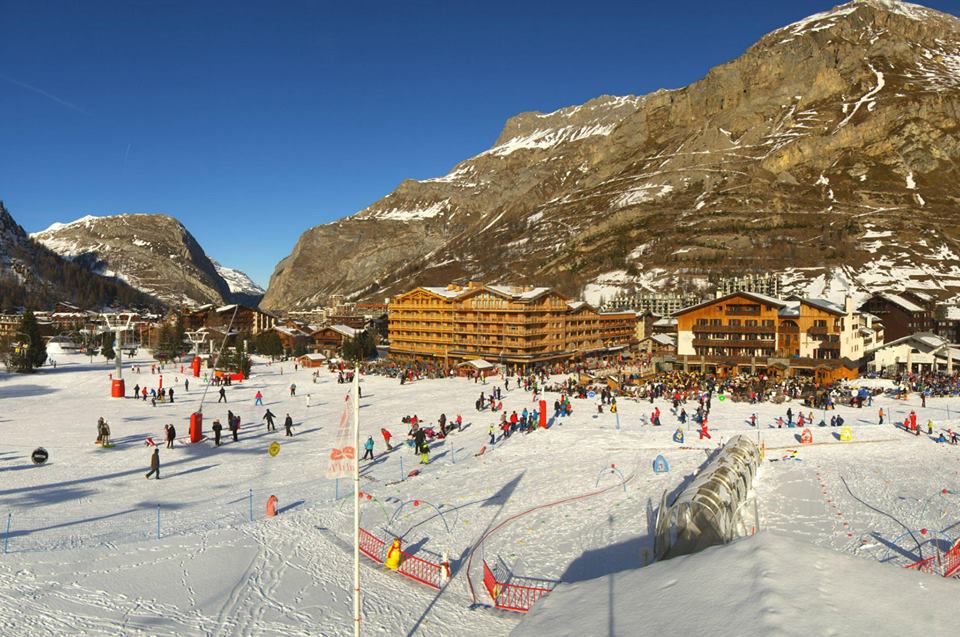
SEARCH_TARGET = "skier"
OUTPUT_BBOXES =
[184,378,189,392]
[928,420,934,436]
[218,387,227,403]
[142,387,148,401]
[488,424,496,445]
[879,408,884,425]
[596,398,603,414]
[145,448,160,480]
[165,424,176,449]
[212,419,223,446]
[284,413,294,437]
[362,436,374,460]
[263,409,276,431]
[255,390,263,406]
[381,427,393,450]
[133,384,140,400]
[96,417,105,444]
[289,383,296,397]
[699,422,711,440]
[100,419,111,446]
[168,387,175,404]
[230,413,239,442]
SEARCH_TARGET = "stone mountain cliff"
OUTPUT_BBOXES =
[262,0,960,310]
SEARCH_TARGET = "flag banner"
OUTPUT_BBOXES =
[326,392,355,479]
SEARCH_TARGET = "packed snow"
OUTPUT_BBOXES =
[2,353,959,636]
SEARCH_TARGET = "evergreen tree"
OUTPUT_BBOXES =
[255,330,283,358]
[10,310,47,373]
[101,332,116,361]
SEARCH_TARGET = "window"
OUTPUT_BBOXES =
[814,320,827,328]
[728,319,741,327]
[745,320,758,327]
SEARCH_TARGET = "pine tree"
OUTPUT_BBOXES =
[255,330,283,358]
[10,310,47,373]
[101,332,116,361]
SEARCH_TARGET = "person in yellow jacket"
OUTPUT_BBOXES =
[385,538,402,571]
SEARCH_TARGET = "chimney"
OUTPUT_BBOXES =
[844,295,854,315]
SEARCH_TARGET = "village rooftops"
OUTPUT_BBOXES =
[877,293,925,313]
[673,291,787,316]
[329,324,359,338]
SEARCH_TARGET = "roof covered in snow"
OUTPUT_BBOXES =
[878,293,924,313]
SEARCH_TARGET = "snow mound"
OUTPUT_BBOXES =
[513,532,955,637]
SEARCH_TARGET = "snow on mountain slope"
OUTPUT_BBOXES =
[31,213,233,306]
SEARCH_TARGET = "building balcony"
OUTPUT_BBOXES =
[807,326,828,335]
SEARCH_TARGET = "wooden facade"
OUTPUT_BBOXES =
[675,292,864,382]
[387,283,636,367]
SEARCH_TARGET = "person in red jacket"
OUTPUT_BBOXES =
[700,421,711,440]
[381,427,393,450]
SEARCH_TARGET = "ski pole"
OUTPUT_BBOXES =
[249,489,253,521]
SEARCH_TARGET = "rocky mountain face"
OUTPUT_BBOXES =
[213,261,265,307]
[0,202,155,311]
[262,0,960,311]
[32,214,254,307]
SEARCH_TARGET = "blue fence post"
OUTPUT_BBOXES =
[3,513,11,554]
[615,411,621,432]
[335,478,340,501]
[451,447,456,464]
[249,489,253,522]
[156,505,161,540]
[400,456,404,481]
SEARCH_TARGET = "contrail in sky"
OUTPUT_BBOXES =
[0,73,87,114]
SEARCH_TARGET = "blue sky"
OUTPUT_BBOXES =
[1,0,954,287]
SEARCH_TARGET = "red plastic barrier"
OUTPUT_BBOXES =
[359,528,386,564]
[111,378,125,398]
[481,560,553,613]
[942,541,960,578]
[191,356,201,378]
[397,550,442,589]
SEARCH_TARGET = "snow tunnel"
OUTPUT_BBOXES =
[654,435,760,561]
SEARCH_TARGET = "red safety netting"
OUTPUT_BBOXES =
[481,560,553,613]
[905,540,960,578]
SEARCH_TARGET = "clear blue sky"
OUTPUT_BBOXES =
[1,0,954,287]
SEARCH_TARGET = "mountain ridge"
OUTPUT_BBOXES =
[261,0,960,311]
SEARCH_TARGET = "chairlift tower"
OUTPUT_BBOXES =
[102,313,133,398]
[185,330,208,378]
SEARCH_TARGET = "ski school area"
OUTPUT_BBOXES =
[0,353,958,636]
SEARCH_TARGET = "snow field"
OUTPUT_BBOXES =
[1,356,959,635]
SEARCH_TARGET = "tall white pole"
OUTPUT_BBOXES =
[353,366,361,636]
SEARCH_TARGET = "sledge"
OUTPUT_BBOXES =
[407,469,421,478]
[475,445,487,457]
[144,437,157,447]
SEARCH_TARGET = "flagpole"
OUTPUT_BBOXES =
[353,366,361,636]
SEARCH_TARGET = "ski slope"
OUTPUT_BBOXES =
[1,354,958,635]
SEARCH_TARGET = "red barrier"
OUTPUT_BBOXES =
[358,528,386,564]
[397,551,442,589]
[481,560,553,613]
[357,528,443,589]
[905,556,938,575]
[942,541,960,578]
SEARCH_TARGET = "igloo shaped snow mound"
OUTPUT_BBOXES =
[512,532,954,637]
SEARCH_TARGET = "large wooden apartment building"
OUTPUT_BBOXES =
[387,283,635,368]
[675,292,882,382]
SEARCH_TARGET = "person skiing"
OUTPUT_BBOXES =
[218,387,227,403]
[184,378,189,392]
[100,419,111,446]
[362,436,374,460]
[699,422,711,440]
[255,390,263,406]
[289,383,296,397]
[488,424,496,445]
[212,419,223,446]
[381,427,393,450]
[230,413,239,442]
[263,409,276,432]
[145,448,160,480]
[283,413,294,437]
[414,427,426,456]
[168,387,175,403]
[96,417,105,444]
[133,384,140,400]
[165,424,176,449]
[142,387,148,401]
[878,408,884,425]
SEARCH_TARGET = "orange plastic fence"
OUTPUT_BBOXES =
[481,560,553,613]
[942,541,960,578]
[904,540,960,579]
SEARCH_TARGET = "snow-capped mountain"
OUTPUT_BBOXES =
[212,261,265,307]
[0,202,155,310]
[31,213,260,307]
[262,0,960,310]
